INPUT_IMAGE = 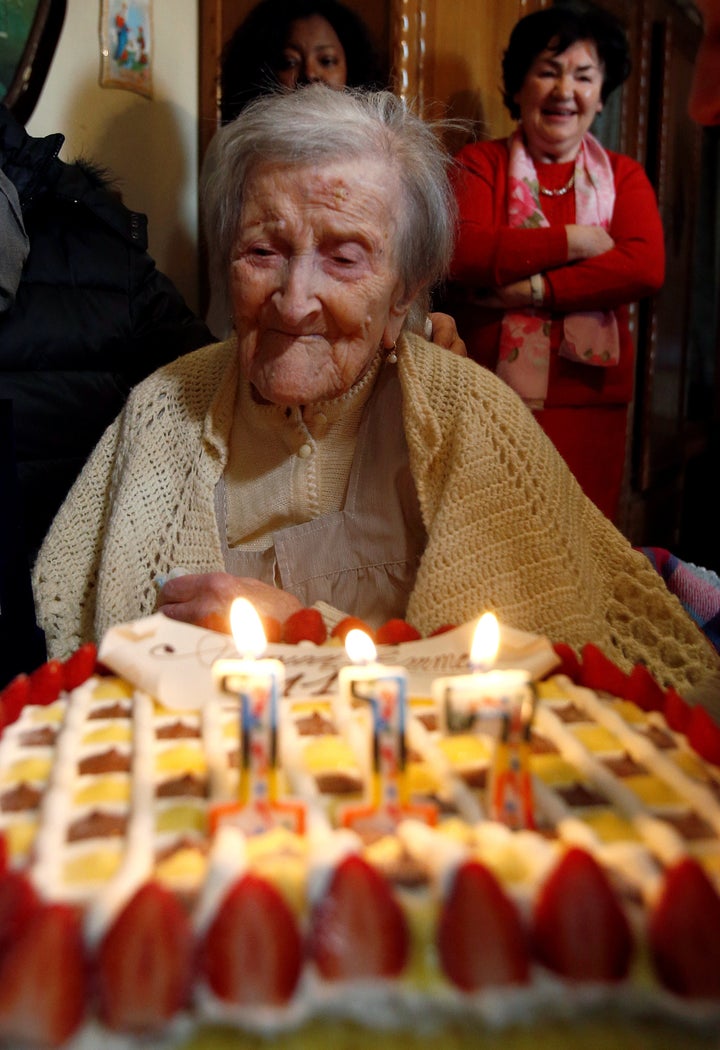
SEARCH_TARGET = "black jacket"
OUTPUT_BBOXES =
[0,105,213,563]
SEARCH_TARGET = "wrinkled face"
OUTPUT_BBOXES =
[275,15,348,89]
[514,39,605,162]
[230,158,411,405]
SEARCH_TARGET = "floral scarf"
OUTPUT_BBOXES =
[497,129,620,406]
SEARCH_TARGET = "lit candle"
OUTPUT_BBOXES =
[471,611,501,672]
[338,629,409,814]
[212,598,285,815]
[431,612,536,828]
[432,612,510,732]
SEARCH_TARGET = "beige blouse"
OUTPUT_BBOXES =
[214,362,427,627]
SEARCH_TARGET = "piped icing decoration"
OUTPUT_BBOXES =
[557,678,720,836]
[193,824,249,938]
[534,677,720,885]
[533,693,690,869]
[32,677,99,900]
[84,689,157,948]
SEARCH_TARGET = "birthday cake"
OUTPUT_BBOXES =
[1,612,720,1049]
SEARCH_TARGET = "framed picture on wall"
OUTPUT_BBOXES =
[100,0,153,99]
[0,0,67,123]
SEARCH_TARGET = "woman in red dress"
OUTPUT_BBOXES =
[446,5,665,521]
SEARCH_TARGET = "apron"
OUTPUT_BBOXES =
[214,364,427,627]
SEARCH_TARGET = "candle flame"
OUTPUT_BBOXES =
[230,598,267,659]
[345,628,377,665]
[470,612,500,671]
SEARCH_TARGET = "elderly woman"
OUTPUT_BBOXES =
[204,0,460,349]
[33,86,718,697]
[446,5,665,522]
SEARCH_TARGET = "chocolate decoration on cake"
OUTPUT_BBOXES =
[0,782,42,812]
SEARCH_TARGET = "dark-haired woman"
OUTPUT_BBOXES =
[218,0,383,125]
[446,4,665,522]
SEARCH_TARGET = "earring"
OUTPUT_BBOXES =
[386,344,398,365]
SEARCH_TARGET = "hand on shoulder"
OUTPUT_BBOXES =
[427,312,467,356]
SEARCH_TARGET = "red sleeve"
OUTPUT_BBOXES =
[450,139,571,287]
[450,144,665,311]
[544,153,665,311]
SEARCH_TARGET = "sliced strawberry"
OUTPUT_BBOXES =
[687,704,720,766]
[28,661,64,706]
[201,872,302,1005]
[282,608,327,646]
[261,615,283,644]
[625,663,665,713]
[664,686,692,734]
[649,857,720,998]
[428,623,457,637]
[579,643,631,698]
[331,616,374,643]
[308,853,409,980]
[0,674,30,727]
[437,860,529,991]
[0,870,40,961]
[551,642,582,682]
[375,619,422,645]
[198,610,231,634]
[96,881,193,1030]
[62,643,98,690]
[532,847,633,981]
[0,837,7,879]
[0,903,86,1047]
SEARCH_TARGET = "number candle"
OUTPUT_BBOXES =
[431,612,536,828]
[338,629,408,813]
[212,598,285,813]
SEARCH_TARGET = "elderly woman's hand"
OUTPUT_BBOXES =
[427,312,467,357]
[157,572,302,629]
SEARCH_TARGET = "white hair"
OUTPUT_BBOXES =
[201,85,457,333]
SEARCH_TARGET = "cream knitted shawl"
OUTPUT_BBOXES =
[33,334,719,695]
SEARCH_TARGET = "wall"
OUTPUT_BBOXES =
[26,0,201,313]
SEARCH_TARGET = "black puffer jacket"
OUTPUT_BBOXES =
[0,105,214,562]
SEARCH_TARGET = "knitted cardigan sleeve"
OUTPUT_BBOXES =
[32,412,121,658]
[399,335,720,697]
[33,342,237,658]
